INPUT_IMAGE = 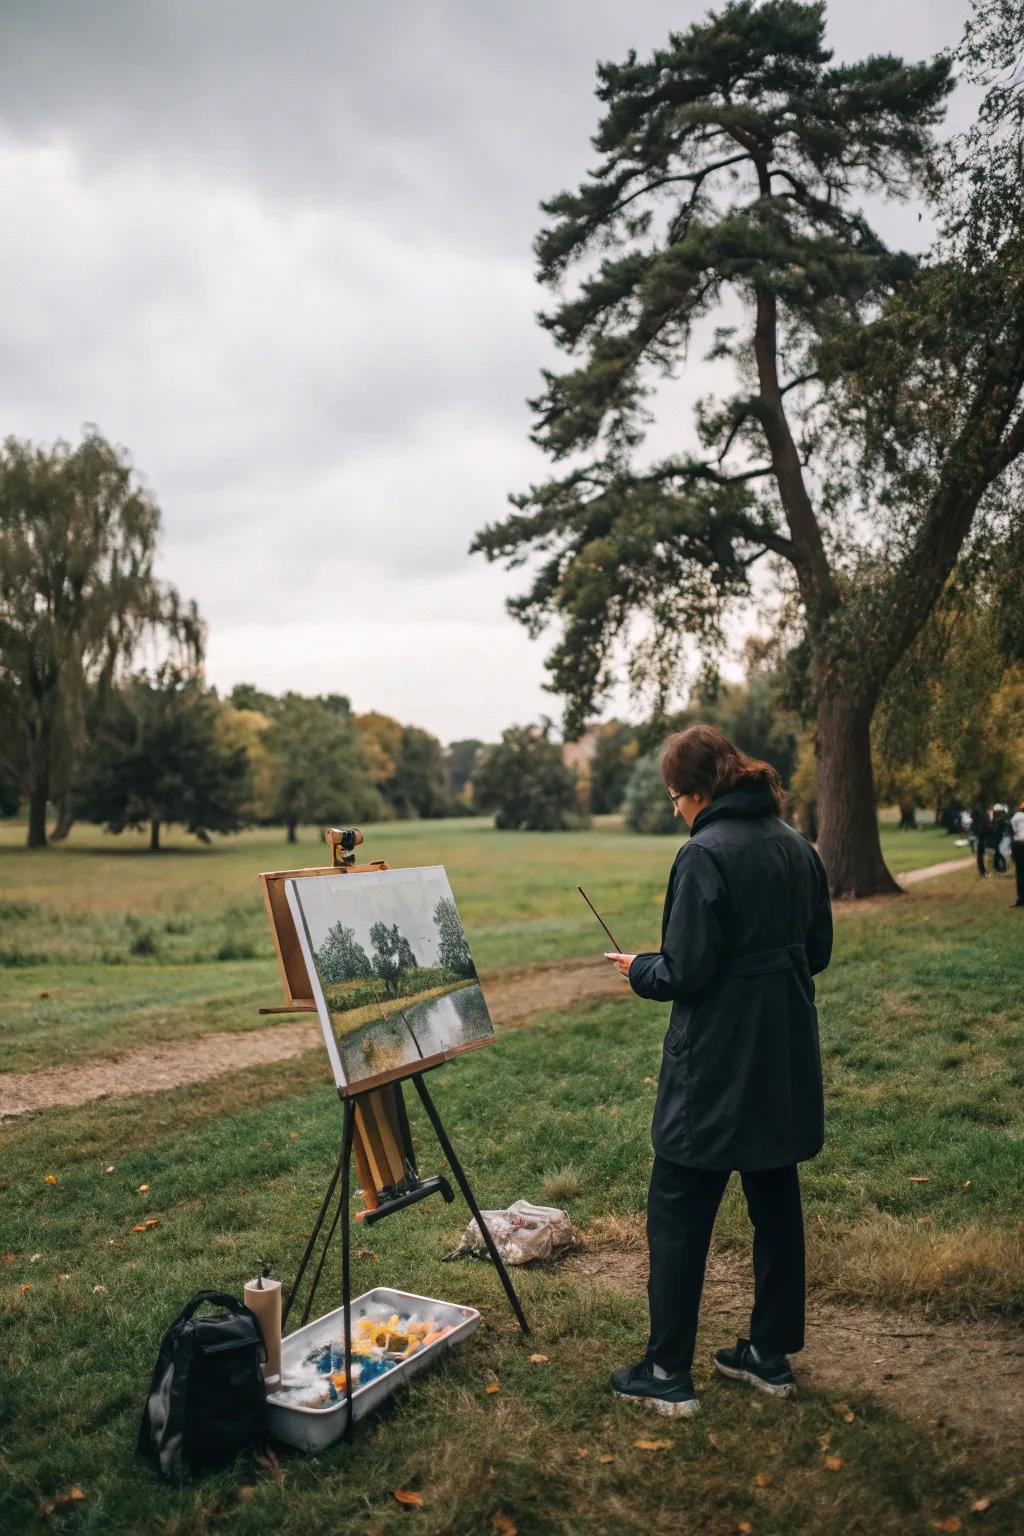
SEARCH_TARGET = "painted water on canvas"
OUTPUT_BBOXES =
[285,866,493,1089]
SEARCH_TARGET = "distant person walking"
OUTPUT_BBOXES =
[992,804,1010,875]
[1012,802,1024,909]
[972,804,990,877]
[603,725,832,1417]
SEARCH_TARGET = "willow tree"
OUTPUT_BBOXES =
[473,0,1024,896]
[0,429,199,847]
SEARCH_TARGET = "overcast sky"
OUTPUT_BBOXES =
[1,1,972,741]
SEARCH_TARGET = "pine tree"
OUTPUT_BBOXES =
[473,1,1024,895]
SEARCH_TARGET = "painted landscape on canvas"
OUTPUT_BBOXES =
[286,865,493,1087]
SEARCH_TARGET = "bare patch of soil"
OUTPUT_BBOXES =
[571,1246,1024,1457]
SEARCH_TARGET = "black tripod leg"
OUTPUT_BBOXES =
[283,1136,345,1332]
[340,1096,355,1441]
[413,1074,529,1335]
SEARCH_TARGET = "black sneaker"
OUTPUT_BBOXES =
[714,1338,796,1398]
[610,1359,700,1418]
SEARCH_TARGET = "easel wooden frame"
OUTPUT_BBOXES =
[258,830,529,1441]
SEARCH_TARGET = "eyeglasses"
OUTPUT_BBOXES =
[668,789,683,804]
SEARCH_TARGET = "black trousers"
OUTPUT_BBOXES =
[1013,842,1024,904]
[646,1156,805,1374]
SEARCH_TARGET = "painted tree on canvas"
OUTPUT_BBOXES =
[317,922,374,984]
[369,922,418,994]
[433,896,475,979]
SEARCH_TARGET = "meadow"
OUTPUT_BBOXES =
[1,814,1021,1535]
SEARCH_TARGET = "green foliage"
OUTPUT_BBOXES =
[75,665,250,850]
[472,0,954,731]
[446,737,488,805]
[368,920,418,993]
[624,752,679,834]
[0,428,201,846]
[392,725,452,818]
[323,964,458,1015]
[316,921,374,984]
[589,720,639,813]
[433,895,475,978]
[263,693,384,839]
[472,723,581,831]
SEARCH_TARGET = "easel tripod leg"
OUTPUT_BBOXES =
[283,1137,345,1331]
[412,1074,530,1336]
[340,1096,355,1442]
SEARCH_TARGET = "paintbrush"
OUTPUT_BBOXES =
[577,885,625,954]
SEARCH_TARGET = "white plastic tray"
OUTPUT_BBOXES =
[266,1286,480,1452]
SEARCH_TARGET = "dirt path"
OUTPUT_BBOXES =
[572,1247,1024,1457]
[900,856,973,885]
[0,855,974,1120]
[0,959,612,1118]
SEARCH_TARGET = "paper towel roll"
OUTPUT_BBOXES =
[244,1276,282,1385]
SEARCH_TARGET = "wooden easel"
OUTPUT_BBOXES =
[258,829,529,1439]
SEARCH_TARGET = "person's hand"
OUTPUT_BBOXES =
[604,952,636,978]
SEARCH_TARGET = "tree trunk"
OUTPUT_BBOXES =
[150,819,161,852]
[816,691,901,899]
[286,820,298,844]
[50,792,75,843]
[27,782,49,849]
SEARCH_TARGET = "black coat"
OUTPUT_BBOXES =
[629,785,832,1172]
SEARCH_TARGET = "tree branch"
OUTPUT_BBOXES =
[607,152,751,220]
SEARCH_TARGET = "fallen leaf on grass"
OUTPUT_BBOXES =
[57,1273,70,1282]
[643,1077,655,1086]
[55,1487,85,1508]
[576,1448,589,1459]
[493,1516,516,1536]
[44,1175,57,1185]
[393,1488,424,1508]
[963,1180,971,1190]
[755,1472,771,1487]
[144,1219,159,1229]
[3,1252,14,1265]
[707,1431,720,1449]
[737,1524,753,1534]
[909,1176,930,1183]
[832,1401,850,1415]
[137,1184,150,1194]
[19,1284,31,1293]
[528,1353,549,1363]
[970,1497,991,1514]
[132,1225,147,1233]
[818,1432,832,1448]
[104,1166,115,1175]
[93,1285,107,1295]
[485,1382,501,1394]
[599,1454,614,1464]
[843,1411,855,1423]
[236,1486,257,1503]
[288,1131,300,1141]
[824,1456,843,1472]
[931,1521,961,1533]
[634,1438,671,1451]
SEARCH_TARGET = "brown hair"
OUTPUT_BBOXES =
[660,724,784,814]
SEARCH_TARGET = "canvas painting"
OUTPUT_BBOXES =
[285,865,494,1090]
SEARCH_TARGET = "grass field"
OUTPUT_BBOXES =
[2,814,1021,1535]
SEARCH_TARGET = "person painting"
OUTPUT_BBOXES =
[603,724,832,1417]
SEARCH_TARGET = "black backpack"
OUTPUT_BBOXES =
[138,1290,268,1482]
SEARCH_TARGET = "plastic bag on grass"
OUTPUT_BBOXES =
[444,1200,578,1266]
